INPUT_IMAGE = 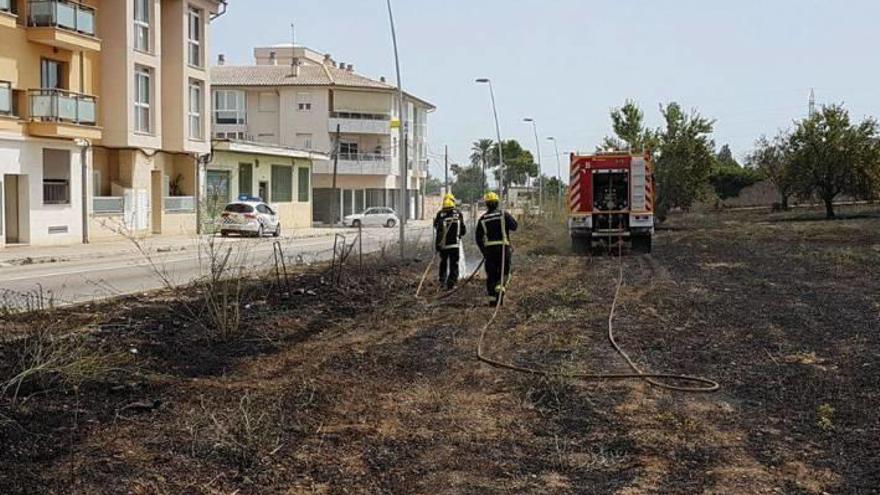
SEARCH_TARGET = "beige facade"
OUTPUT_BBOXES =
[0,0,103,248]
[91,0,222,240]
[211,44,435,225]
[207,141,326,230]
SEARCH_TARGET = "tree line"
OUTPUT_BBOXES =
[437,100,880,219]
[601,100,880,219]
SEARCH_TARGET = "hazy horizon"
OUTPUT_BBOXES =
[212,0,880,179]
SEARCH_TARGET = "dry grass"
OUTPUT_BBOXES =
[1,326,130,404]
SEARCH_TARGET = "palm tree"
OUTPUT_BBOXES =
[470,139,494,168]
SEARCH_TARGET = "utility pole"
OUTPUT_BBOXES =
[523,118,543,212]
[331,124,340,225]
[548,136,563,211]
[386,0,407,259]
[482,149,488,194]
[444,145,449,195]
[476,78,505,200]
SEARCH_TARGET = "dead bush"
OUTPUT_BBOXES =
[187,393,286,472]
[1,326,130,404]
[119,221,253,343]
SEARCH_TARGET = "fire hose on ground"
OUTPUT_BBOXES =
[418,227,720,393]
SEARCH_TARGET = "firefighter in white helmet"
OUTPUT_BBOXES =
[434,194,467,290]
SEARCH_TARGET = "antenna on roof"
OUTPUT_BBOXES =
[289,23,299,77]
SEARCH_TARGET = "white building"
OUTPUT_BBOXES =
[210,45,434,223]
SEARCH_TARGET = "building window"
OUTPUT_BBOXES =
[297,166,310,202]
[134,65,152,134]
[41,59,63,89]
[188,79,203,140]
[339,140,358,158]
[296,92,312,112]
[271,165,293,202]
[213,90,246,125]
[206,170,230,206]
[134,0,151,53]
[296,133,313,150]
[43,149,71,205]
[187,6,202,67]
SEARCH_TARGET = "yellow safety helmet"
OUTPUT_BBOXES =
[484,192,500,204]
[442,197,456,209]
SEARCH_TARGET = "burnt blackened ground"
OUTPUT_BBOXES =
[1,205,879,494]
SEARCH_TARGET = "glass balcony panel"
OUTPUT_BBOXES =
[76,6,94,35]
[93,197,124,215]
[30,93,55,119]
[0,0,11,12]
[0,87,11,114]
[29,1,53,25]
[78,97,95,124]
[55,2,76,29]
[57,93,77,120]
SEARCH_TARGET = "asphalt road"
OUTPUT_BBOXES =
[0,225,433,308]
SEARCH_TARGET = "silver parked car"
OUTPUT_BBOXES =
[343,207,399,228]
[219,201,281,237]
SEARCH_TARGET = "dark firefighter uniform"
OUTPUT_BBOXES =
[434,203,467,289]
[476,197,518,304]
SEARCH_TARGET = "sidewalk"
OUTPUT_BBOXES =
[0,221,432,267]
[0,226,357,267]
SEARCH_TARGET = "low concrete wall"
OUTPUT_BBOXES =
[161,213,198,237]
[89,215,126,241]
[276,202,311,230]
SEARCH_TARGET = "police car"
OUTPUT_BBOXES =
[219,195,282,238]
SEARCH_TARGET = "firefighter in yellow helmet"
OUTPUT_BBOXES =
[433,194,467,290]
[476,192,518,305]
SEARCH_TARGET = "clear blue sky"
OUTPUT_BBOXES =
[212,0,880,179]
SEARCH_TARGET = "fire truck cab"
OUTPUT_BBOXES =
[568,152,655,254]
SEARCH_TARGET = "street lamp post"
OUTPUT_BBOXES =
[475,78,505,200]
[386,0,407,259]
[523,118,543,212]
[547,136,563,211]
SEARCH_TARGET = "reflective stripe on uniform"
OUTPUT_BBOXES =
[440,216,462,249]
[480,211,509,247]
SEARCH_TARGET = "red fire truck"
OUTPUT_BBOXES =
[568,152,655,253]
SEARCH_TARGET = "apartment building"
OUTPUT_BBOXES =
[211,45,434,224]
[0,0,102,247]
[90,0,226,240]
[0,0,228,248]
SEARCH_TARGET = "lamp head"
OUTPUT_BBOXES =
[475,78,490,84]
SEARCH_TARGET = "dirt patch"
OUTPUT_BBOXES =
[1,205,879,493]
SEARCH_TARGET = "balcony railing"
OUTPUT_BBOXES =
[163,196,196,213]
[337,152,389,162]
[329,111,390,121]
[28,0,95,36]
[93,196,123,215]
[318,153,395,175]
[29,89,97,125]
[329,113,393,135]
